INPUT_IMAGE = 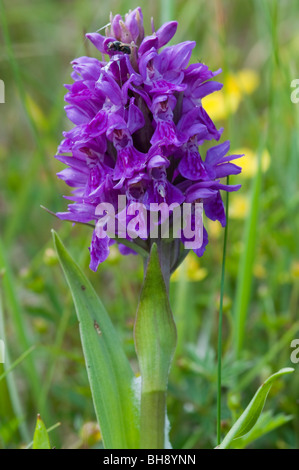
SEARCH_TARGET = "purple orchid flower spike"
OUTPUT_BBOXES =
[55,7,243,271]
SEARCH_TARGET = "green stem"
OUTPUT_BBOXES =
[148,239,171,291]
[217,176,230,446]
[140,390,166,449]
[135,244,176,449]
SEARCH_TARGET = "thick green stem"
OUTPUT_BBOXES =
[135,244,177,450]
[140,390,166,449]
[148,238,172,291]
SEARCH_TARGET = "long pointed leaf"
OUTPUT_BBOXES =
[52,230,139,449]
[218,368,294,449]
[33,415,51,450]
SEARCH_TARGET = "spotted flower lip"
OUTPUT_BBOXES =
[55,7,243,271]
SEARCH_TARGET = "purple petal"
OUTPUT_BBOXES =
[156,21,178,48]
[204,191,226,227]
[210,182,242,192]
[89,231,110,271]
[214,162,242,178]
[118,242,138,256]
[138,36,159,56]
[64,105,91,125]
[185,185,218,202]
[125,7,144,43]
[178,146,209,181]
[165,182,185,205]
[192,81,223,99]
[205,141,230,165]
[197,107,223,141]
[113,145,147,181]
[193,225,209,257]
[150,120,181,147]
[127,98,145,134]
[55,155,89,173]
[111,14,122,39]
[86,33,107,53]
[177,109,208,139]
[56,202,95,223]
[147,154,170,169]
[87,111,108,138]
[71,56,103,81]
[57,168,86,187]
[219,153,244,164]
[95,72,123,105]
[161,41,196,71]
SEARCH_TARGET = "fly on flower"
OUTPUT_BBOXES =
[107,41,132,55]
[55,6,243,272]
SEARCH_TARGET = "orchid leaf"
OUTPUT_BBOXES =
[218,368,294,449]
[52,230,139,449]
[232,411,293,449]
[33,415,51,449]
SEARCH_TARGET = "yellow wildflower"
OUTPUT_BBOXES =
[234,148,270,178]
[229,194,249,219]
[207,219,222,239]
[202,69,259,121]
[171,253,207,282]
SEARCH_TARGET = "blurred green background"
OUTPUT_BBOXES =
[0,0,299,449]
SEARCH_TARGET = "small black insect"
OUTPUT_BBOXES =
[107,41,131,55]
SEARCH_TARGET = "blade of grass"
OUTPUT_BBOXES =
[0,237,50,423]
[161,0,175,23]
[0,346,36,382]
[0,0,55,244]
[233,133,267,358]
[0,288,30,442]
[235,321,299,392]
[217,175,230,445]
[38,231,91,414]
